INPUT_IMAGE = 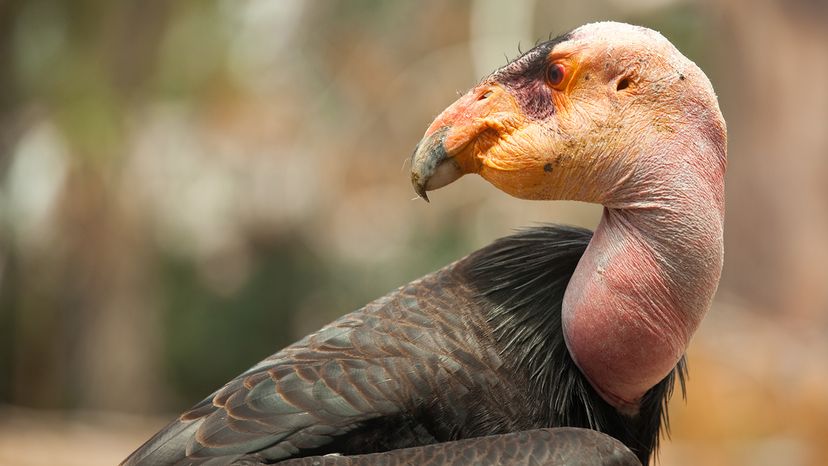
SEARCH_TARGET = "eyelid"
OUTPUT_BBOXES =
[548,62,568,89]
[554,58,582,93]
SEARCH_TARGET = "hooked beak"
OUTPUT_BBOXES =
[409,127,458,202]
[409,84,518,201]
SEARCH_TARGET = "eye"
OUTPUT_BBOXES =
[546,63,565,87]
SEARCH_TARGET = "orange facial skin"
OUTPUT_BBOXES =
[411,36,601,202]
[412,24,725,207]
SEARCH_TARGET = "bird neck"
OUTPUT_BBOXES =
[562,147,725,415]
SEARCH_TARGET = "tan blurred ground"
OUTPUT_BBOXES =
[0,407,159,466]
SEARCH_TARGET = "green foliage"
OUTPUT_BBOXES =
[157,236,320,404]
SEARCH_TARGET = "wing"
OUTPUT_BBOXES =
[123,267,511,465]
[268,428,641,466]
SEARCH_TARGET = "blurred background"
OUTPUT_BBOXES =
[1,0,826,464]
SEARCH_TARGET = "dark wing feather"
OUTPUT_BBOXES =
[270,428,641,466]
[123,269,514,465]
[125,225,681,465]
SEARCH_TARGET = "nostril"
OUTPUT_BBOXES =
[616,78,630,91]
[479,90,493,100]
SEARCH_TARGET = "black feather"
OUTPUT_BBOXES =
[489,33,570,120]
[463,225,686,465]
[124,225,685,465]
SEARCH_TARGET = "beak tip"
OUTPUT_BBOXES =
[410,126,454,203]
[411,174,430,202]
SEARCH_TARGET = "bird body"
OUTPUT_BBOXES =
[125,21,725,466]
[125,227,679,465]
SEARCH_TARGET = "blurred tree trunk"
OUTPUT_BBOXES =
[5,0,172,412]
[0,0,21,166]
[715,0,828,323]
[59,170,165,412]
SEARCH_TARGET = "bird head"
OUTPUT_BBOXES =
[411,22,726,207]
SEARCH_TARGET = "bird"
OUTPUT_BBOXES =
[124,21,726,466]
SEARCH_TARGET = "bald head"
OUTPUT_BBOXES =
[411,21,726,206]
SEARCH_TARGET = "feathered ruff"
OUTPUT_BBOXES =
[464,225,686,465]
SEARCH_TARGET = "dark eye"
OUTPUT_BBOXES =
[547,63,565,86]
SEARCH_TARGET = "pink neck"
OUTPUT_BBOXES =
[562,148,725,414]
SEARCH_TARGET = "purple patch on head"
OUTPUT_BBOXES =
[490,33,570,121]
